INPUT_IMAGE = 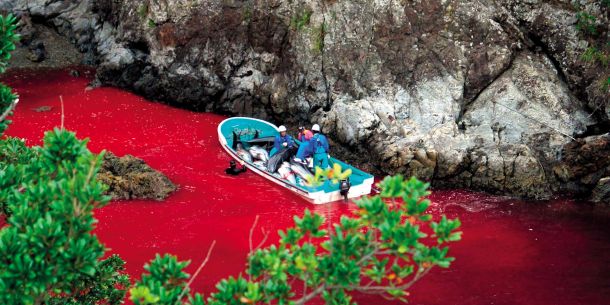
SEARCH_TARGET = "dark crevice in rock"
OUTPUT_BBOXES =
[581,121,610,138]
[457,51,518,124]
[319,15,331,112]
[525,33,570,85]
[127,40,150,56]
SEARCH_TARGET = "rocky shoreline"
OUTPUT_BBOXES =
[1,0,608,202]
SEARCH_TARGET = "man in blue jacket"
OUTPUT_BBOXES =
[301,124,330,169]
[272,125,294,156]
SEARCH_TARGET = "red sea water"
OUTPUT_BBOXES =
[2,68,610,305]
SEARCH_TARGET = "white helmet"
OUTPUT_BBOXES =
[278,125,287,132]
[311,124,320,132]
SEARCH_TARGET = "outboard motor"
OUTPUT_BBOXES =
[339,179,351,202]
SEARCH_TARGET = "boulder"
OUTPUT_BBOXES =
[97,152,177,201]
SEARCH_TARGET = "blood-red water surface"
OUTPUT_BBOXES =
[2,68,610,305]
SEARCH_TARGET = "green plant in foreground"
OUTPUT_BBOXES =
[0,129,130,305]
[0,14,18,74]
[130,175,462,305]
[0,137,37,214]
[0,13,19,134]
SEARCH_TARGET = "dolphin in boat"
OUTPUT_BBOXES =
[290,159,313,181]
[245,136,275,146]
[266,149,291,173]
[249,145,269,162]
[277,162,297,184]
[235,142,253,163]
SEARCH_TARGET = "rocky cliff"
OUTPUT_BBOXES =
[1,0,608,201]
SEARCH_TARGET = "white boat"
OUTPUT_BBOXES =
[218,117,374,204]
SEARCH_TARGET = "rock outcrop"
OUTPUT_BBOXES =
[1,0,608,201]
[98,152,177,201]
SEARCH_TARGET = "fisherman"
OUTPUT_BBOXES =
[301,124,330,169]
[272,125,294,156]
[225,160,246,175]
[297,126,313,142]
[295,126,313,162]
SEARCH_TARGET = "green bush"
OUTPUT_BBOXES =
[576,11,597,35]
[0,129,130,305]
[0,14,18,134]
[130,176,462,305]
[0,14,18,74]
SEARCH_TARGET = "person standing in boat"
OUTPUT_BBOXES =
[295,126,313,162]
[272,125,294,156]
[302,124,330,169]
[297,126,313,142]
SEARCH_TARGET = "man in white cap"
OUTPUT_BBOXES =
[272,125,294,156]
[300,124,330,169]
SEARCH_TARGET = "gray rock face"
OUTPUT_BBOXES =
[2,0,609,201]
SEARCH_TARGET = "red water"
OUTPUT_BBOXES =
[2,68,610,305]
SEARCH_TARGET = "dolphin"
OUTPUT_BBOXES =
[249,145,269,162]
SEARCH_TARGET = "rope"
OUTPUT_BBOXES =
[494,101,576,141]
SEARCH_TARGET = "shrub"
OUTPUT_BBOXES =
[576,11,597,35]
[0,129,130,305]
[581,47,609,67]
[0,14,19,134]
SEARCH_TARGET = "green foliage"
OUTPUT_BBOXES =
[0,14,18,134]
[130,175,462,305]
[0,137,36,214]
[290,9,313,31]
[581,47,609,66]
[138,3,149,19]
[0,129,129,305]
[131,254,191,305]
[47,255,130,305]
[242,6,253,24]
[576,11,597,35]
[0,14,19,74]
[312,23,327,53]
[581,46,599,62]
[148,18,157,28]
